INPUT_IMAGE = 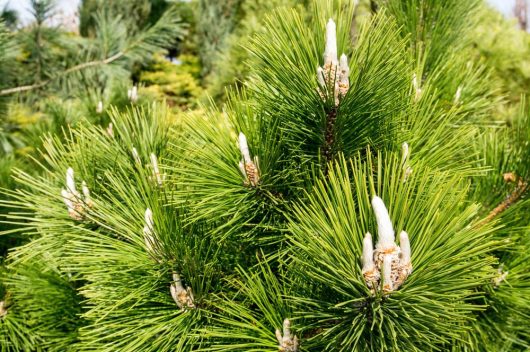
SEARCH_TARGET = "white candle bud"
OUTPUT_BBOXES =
[324,19,338,65]
[371,196,395,249]
[106,123,114,137]
[238,132,251,164]
[399,231,411,265]
[412,73,422,101]
[454,86,462,104]
[66,167,77,195]
[150,153,162,186]
[337,53,350,97]
[82,181,93,208]
[276,318,299,351]
[128,85,138,102]
[382,255,393,292]
[61,188,74,211]
[144,208,153,232]
[401,142,409,164]
[317,66,326,87]
[238,160,247,179]
[0,301,6,318]
[362,232,375,272]
[283,319,291,339]
[96,100,103,114]
[339,54,349,80]
[132,147,141,165]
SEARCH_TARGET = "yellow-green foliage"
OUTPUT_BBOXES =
[140,55,202,110]
[472,6,530,102]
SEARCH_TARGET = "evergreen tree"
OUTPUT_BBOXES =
[0,1,529,351]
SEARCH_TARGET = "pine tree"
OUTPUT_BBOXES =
[1,0,529,351]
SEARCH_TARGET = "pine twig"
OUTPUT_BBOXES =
[477,177,528,227]
[0,52,124,96]
[322,107,338,165]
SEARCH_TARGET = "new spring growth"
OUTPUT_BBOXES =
[412,73,422,101]
[275,319,299,352]
[238,132,260,187]
[401,142,412,182]
[454,86,462,104]
[132,147,141,165]
[0,301,7,318]
[492,264,508,288]
[361,196,412,294]
[317,19,350,106]
[128,85,138,103]
[106,123,114,138]
[96,100,103,114]
[170,272,196,310]
[61,167,93,221]
[150,153,163,186]
[143,208,157,256]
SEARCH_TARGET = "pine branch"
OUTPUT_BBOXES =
[0,52,124,96]
[322,107,337,165]
[0,4,185,96]
[478,177,528,227]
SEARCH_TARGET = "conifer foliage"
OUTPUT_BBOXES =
[1,0,529,351]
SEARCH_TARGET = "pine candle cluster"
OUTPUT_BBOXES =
[238,132,260,187]
[131,148,164,186]
[317,19,350,106]
[170,272,196,310]
[143,210,196,309]
[275,319,299,352]
[362,196,412,294]
[61,167,94,221]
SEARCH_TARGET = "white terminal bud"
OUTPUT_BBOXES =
[275,318,299,352]
[238,132,251,164]
[337,53,350,97]
[96,100,103,114]
[144,208,154,234]
[238,160,247,179]
[362,232,375,272]
[128,85,138,103]
[317,66,326,88]
[143,208,156,254]
[371,196,395,250]
[66,167,77,195]
[324,19,338,66]
[61,167,92,220]
[132,147,141,165]
[339,54,349,78]
[170,272,196,310]
[412,73,422,101]
[81,181,94,208]
[399,231,411,267]
[0,301,6,318]
[401,142,409,165]
[454,86,462,104]
[61,188,75,212]
[106,123,114,138]
[150,153,163,186]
